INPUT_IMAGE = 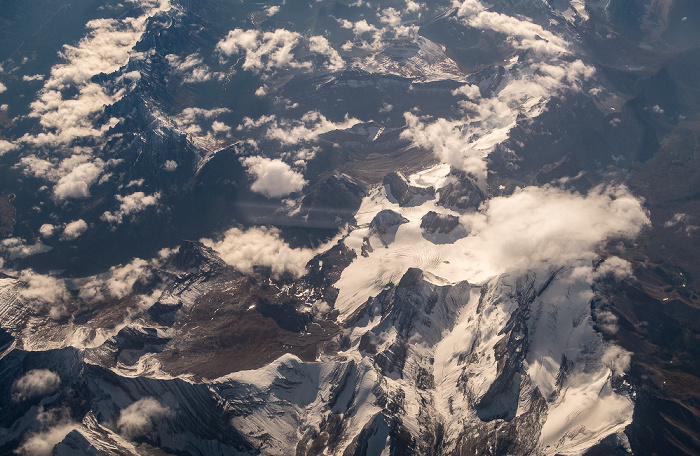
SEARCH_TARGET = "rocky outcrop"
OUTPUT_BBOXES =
[369,209,408,246]
[301,173,367,227]
[437,171,484,210]
[420,211,460,234]
[383,171,435,206]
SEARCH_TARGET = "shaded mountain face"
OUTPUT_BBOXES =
[1,0,699,454]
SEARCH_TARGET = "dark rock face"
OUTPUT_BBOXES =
[172,240,227,275]
[369,209,408,247]
[369,210,408,236]
[301,173,367,227]
[534,153,592,193]
[420,211,460,234]
[468,65,506,97]
[383,171,435,206]
[437,172,484,210]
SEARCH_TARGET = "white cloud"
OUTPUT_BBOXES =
[162,159,178,171]
[211,120,230,135]
[664,212,689,227]
[379,8,402,27]
[39,224,56,238]
[19,2,171,147]
[240,111,360,145]
[595,310,619,336]
[0,139,18,156]
[18,269,69,303]
[217,28,308,72]
[242,156,306,198]
[602,345,632,377]
[593,256,633,280]
[12,369,61,402]
[22,74,45,82]
[309,36,345,71]
[166,53,216,83]
[255,85,268,97]
[452,0,485,16]
[266,5,280,16]
[460,9,569,56]
[53,160,105,200]
[61,219,88,241]
[402,57,595,182]
[172,107,230,141]
[20,15,149,146]
[78,257,149,301]
[101,192,160,225]
[460,185,650,275]
[402,112,488,181]
[405,0,423,13]
[117,398,173,438]
[202,226,315,278]
[16,408,77,456]
[354,19,378,36]
[0,82,6,93]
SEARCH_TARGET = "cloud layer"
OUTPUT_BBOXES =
[117,398,173,438]
[202,226,315,278]
[242,157,306,198]
[12,369,61,402]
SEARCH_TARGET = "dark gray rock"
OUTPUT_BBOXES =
[437,172,484,210]
[420,211,460,234]
[383,171,435,206]
[369,209,408,247]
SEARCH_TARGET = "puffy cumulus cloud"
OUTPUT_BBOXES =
[217,28,308,72]
[61,219,88,241]
[592,256,634,280]
[15,155,56,180]
[78,257,150,301]
[39,224,56,238]
[0,139,18,156]
[15,154,117,200]
[202,226,315,278]
[309,36,345,71]
[379,8,402,27]
[23,83,121,146]
[405,0,423,13]
[238,111,360,145]
[0,82,6,93]
[211,120,231,135]
[242,156,306,198]
[53,160,105,200]
[20,11,161,146]
[165,53,219,83]
[594,310,620,336]
[162,159,177,171]
[349,19,378,36]
[16,408,77,456]
[18,269,69,303]
[402,113,488,181]
[117,398,173,438]
[455,2,569,56]
[452,0,485,16]
[23,74,45,82]
[12,369,61,402]
[101,191,160,225]
[461,185,649,275]
[171,107,230,144]
[602,345,632,377]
